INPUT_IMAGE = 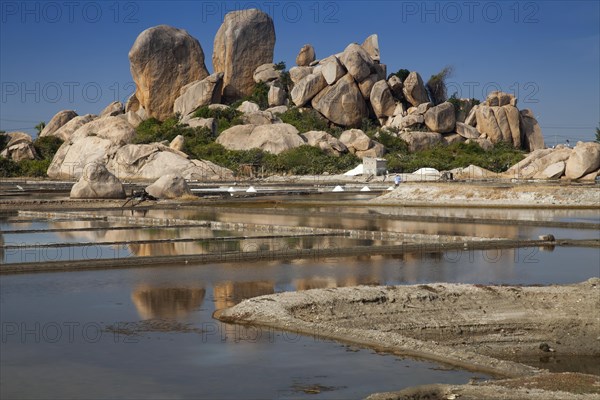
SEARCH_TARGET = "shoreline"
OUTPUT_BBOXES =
[217,280,600,399]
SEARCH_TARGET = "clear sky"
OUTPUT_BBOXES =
[1,0,598,145]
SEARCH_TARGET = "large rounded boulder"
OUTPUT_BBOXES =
[70,164,126,199]
[212,9,275,102]
[129,25,209,121]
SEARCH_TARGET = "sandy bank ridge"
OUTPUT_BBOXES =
[218,279,600,399]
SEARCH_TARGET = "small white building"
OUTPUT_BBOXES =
[363,157,387,176]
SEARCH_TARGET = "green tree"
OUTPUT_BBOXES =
[426,66,454,105]
[35,122,46,135]
[389,69,410,82]
[595,125,600,143]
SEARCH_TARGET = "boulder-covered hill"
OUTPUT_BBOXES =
[3,8,598,185]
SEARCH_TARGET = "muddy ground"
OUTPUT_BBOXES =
[218,279,600,399]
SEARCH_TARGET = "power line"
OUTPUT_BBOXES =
[0,118,41,123]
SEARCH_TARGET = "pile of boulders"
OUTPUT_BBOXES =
[7,6,586,198]
[0,132,38,162]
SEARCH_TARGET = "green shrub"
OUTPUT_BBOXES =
[595,126,600,143]
[448,95,481,120]
[384,141,524,173]
[0,157,20,177]
[33,136,63,159]
[427,66,453,105]
[244,82,270,110]
[133,117,214,148]
[389,69,410,82]
[16,159,52,177]
[0,157,52,178]
[192,106,243,133]
[377,131,408,153]
[0,133,8,153]
[279,108,331,134]
[264,145,359,175]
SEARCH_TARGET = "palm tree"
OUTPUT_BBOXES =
[35,122,46,135]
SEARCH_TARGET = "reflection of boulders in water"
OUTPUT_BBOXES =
[131,286,206,319]
[128,243,180,257]
[294,274,380,291]
[213,281,274,310]
[294,278,337,291]
[0,232,4,263]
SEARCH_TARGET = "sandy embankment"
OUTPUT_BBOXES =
[218,279,600,399]
[372,183,600,207]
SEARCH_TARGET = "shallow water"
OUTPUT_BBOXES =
[1,202,599,399]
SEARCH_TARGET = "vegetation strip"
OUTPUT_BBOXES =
[1,239,569,275]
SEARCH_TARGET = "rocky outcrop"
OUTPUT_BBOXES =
[268,83,287,107]
[185,117,216,135]
[424,102,455,133]
[289,66,313,84]
[253,63,281,84]
[237,101,260,114]
[534,161,566,180]
[485,91,517,107]
[170,135,185,152]
[48,117,137,179]
[46,114,96,141]
[241,110,279,125]
[70,116,136,144]
[100,101,125,118]
[40,110,77,137]
[311,74,368,127]
[216,124,305,154]
[300,131,347,156]
[322,57,345,85]
[370,80,395,118]
[173,72,223,118]
[213,9,275,102]
[361,34,380,62]
[48,135,118,180]
[70,163,125,199]
[505,147,571,179]
[106,143,233,181]
[475,105,522,147]
[564,142,600,179]
[296,44,316,66]
[339,44,373,83]
[402,72,430,106]
[129,25,209,120]
[387,75,404,99]
[146,174,192,199]
[451,165,496,180]
[291,73,327,107]
[519,109,545,151]
[0,132,38,162]
[455,122,480,139]
[400,131,443,152]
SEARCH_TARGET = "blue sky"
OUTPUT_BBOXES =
[1,0,598,144]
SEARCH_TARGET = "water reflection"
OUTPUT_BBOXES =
[213,281,274,310]
[131,286,206,319]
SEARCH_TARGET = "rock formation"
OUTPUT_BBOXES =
[146,174,192,199]
[70,163,125,199]
[40,110,77,137]
[216,123,305,154]
[0,132,38,161]
[129,25,209,120]
[213,9,275,102]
